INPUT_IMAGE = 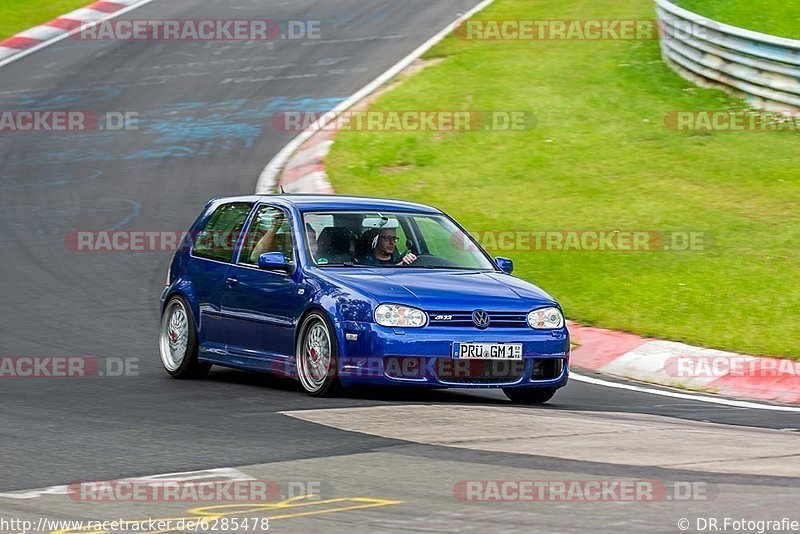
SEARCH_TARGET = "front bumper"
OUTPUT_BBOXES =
[335,321,570,389]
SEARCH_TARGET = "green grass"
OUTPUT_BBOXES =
[327,0,800,359]
[675,0,800,39]
[0,0,92,40]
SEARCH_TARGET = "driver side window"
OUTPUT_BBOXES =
[239,206,295,266]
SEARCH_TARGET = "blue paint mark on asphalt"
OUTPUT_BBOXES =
[121,146,199,160]
[99,199,142,231]
[146,116,263,147]
[286,8,391,27]
[0,87,123,110]
[0,169,104,192]
[0,198,142,247]
[0,95,346,166]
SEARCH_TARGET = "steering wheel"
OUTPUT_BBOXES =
[401,253,459,268]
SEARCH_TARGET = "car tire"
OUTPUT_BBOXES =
[503,387,557,404]
[159,296,211,379]
[296,312,341,397]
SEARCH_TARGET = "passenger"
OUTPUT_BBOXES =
[249,212,286,263]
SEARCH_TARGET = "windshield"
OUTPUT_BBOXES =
[302,211,496,270]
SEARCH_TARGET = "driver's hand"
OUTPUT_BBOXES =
[398,253,417,265]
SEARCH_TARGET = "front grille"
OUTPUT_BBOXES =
[427,311,528,328]
[435,359,526,384]
[530,358,565,380]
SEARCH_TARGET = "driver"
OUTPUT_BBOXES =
[358,227,417,266]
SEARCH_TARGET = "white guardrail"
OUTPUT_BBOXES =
[655,0,800,111]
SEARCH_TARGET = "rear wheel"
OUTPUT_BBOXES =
[159,296,211,379]
[503,387,557,404]
[296,312,341,397]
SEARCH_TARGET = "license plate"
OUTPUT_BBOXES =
[452,342,523,360]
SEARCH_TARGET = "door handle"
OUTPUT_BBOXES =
[225,277,238,287]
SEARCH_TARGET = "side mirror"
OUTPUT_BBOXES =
[258,252,290,271]
[495,257,514,274]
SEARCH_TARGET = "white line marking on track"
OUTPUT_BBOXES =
[571,372,800,413]
[0,0,160,70]
[255,0,496,193]
[0,467,252,499]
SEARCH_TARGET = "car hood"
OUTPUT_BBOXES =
[316,269,558,311]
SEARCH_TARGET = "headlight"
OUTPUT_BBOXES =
[527,307,564,329]
[375,304,427,328]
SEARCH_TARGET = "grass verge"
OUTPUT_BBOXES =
[0,1,92,41]
[326,0,800,358]
[674,0,800,39]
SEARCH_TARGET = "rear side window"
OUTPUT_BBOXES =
[192,202,253,262]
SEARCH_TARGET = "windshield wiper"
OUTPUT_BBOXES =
[320,262,359,267]
[412,265,487,270]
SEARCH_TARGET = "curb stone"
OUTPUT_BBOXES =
[0,1,148,63]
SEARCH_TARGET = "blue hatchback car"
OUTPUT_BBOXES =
[160,195,569,403]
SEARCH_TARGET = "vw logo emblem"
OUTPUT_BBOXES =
[472,309,490,329]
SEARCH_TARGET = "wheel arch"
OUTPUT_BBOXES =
[294,304,342,356]
[161,281,198,320]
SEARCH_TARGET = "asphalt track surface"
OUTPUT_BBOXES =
[0,1,798,532]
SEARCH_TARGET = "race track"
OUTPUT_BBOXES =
[0,1,798,532]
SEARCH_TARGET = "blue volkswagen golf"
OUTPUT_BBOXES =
[159,195,569,403]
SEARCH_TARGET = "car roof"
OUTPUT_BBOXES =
[208,194,442,214]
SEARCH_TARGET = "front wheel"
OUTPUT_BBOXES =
[159,296,211,379]
[296,312,341,397]
[503,387,557,404]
